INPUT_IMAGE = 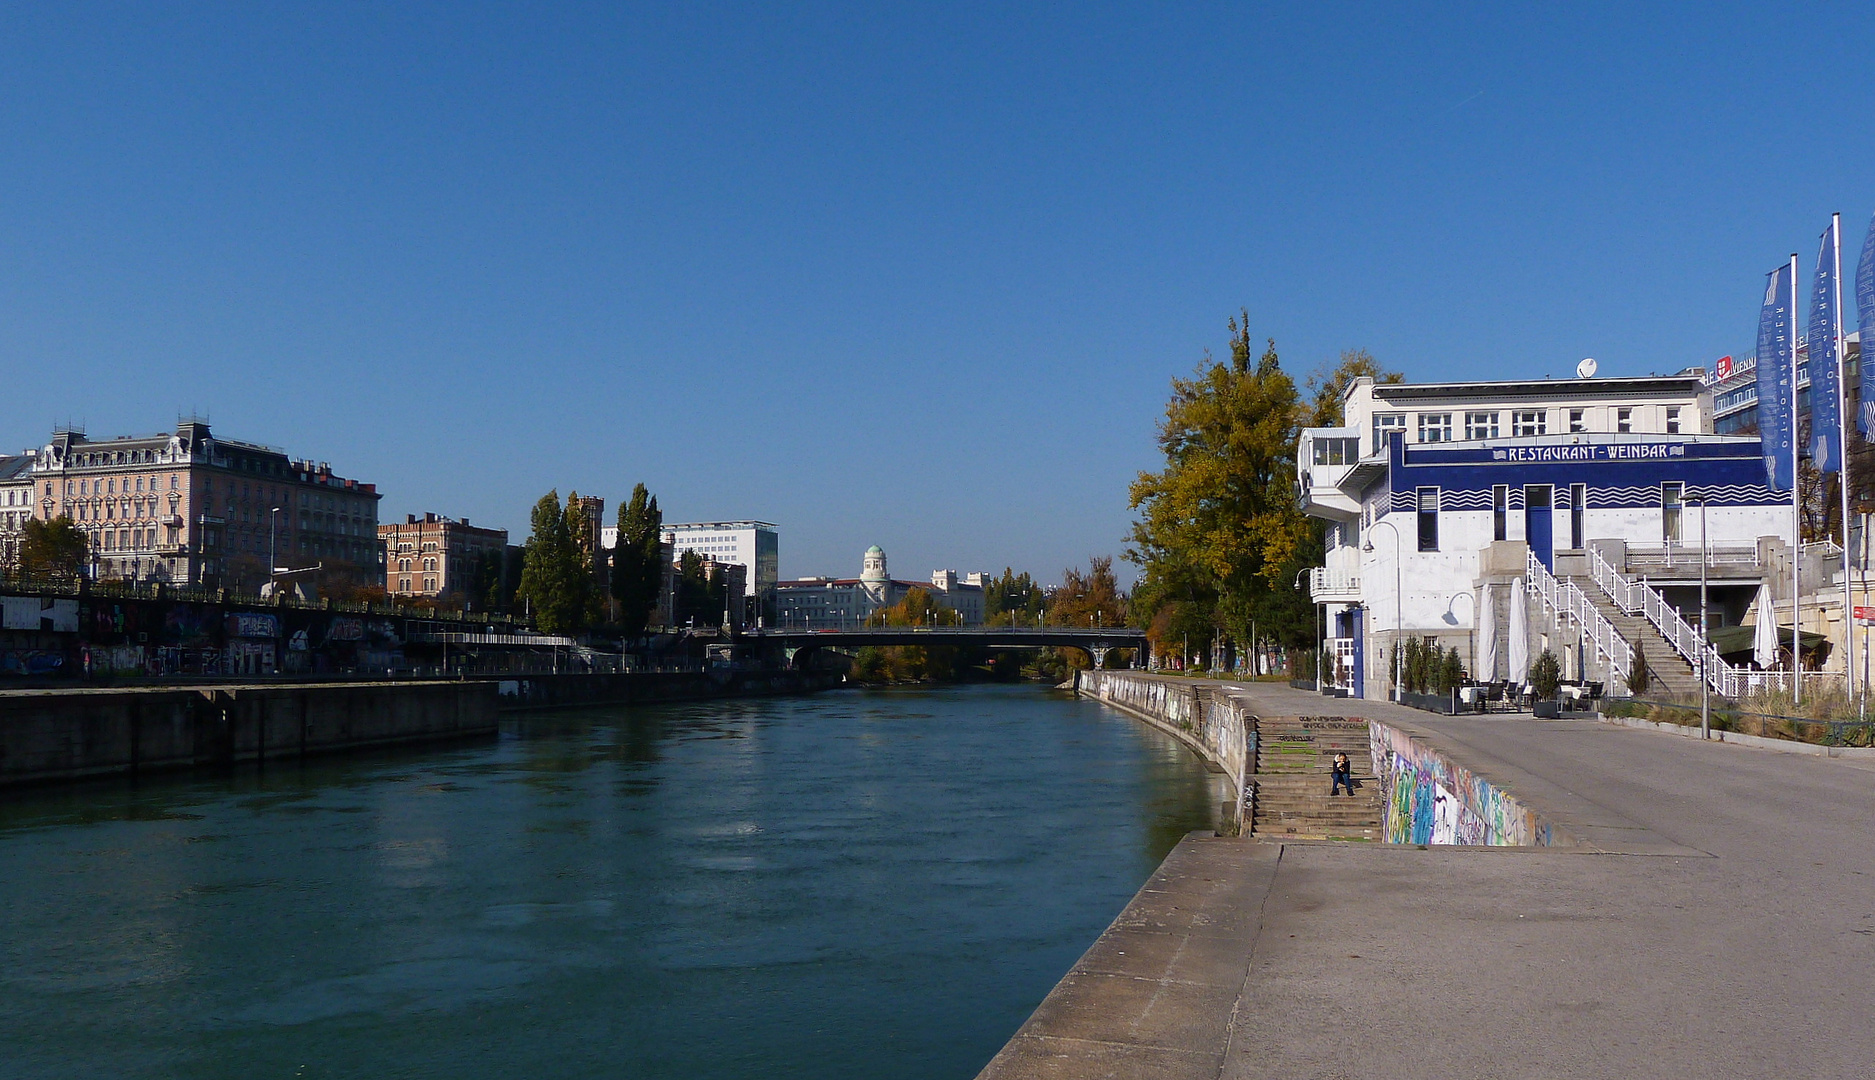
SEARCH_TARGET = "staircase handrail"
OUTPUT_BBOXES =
[1585,546,1745,697]
[1525,549,1633,683]
[1586,546,1643,614]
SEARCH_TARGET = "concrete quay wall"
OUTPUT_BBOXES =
[494,669,839,710]
[1369,718,1560,846]
[1073,670,1252,832]
[0,680,497,787]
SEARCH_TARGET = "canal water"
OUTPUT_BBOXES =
[0,683,1222,1079]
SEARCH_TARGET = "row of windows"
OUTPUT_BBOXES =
[1376,406,1683,450]
[1408,482,1687,552]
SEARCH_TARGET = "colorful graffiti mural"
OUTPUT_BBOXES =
[1370,720,1555,846]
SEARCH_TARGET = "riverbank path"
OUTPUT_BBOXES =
[980,679,1875,1079]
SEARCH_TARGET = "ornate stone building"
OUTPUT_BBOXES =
[20,420,380,586]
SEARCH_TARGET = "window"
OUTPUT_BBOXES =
[1373,413,1406,453]
[1569,409,1586,433]
[1465,411,1499,440]
[1312,437,1358,465]
[1617,407,1633,433]
[1666,407,1681,434]
[1571,484,1586,550]
[1493,485,1508,542]
[1417,413,1453,443]
[1416,487,1440,551]
[1513,410,1547,436]
[1663,482,1683,543]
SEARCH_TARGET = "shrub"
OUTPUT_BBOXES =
[1530,649,1562,700]
[1627,641,1651,696]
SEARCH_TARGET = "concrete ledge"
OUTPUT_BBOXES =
[975,834,1277,1080]
[1601,714,1875,758]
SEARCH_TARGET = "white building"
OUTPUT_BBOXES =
[602,520,778,600]
[774,547,988,628]
[1301,374,1793,700]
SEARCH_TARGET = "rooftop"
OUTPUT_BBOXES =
[1368,373,1707,403]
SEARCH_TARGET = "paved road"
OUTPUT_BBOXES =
[983,680,1875,1079]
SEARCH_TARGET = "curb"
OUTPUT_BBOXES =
[1600,715,1875,758]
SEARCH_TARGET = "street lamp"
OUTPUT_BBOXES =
[1364,518,1404,702]
[268,507,283,594]
[1695,493,1709,740]
[1444,591,1475,677]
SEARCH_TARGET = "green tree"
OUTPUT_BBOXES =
[1531,649,1563,700]
[1307,348,1404,427]
[611,484,664,639]
[983,568,1045,625]
[518,490,590,636]
[1128,311,1313,651]
[673,549,727,628]
[19,516,87,581]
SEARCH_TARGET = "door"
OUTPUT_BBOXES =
[1526,485,1553,570]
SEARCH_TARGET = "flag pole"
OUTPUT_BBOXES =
[1835,213,1857,709]
[1792,251,1804,705]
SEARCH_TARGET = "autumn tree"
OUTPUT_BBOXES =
[1127,311,1313,652]
[19,516,88,581]
[1048,556,1126,627]
[611,484,664,638]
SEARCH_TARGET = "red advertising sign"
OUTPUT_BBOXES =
[1714,355,1734,380]
[1854,606,1875,624]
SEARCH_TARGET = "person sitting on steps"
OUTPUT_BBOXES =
[1330,752,1353,796]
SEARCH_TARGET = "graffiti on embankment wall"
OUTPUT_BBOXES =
[1369,720,1556,846]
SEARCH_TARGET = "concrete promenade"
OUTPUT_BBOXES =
[980,679,1875,1079]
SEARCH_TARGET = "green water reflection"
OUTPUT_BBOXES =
[0,684,1221,1079]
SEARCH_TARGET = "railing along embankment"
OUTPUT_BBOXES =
[1071,670,1252,833]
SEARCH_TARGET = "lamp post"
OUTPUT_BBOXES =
[1293,567,1319,692]
[1364,518,1404,702]
[268,507,282,594]
[1696,494,1709,740]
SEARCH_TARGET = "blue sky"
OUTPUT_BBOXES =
[4,3,1874,584]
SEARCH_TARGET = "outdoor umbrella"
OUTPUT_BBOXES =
[1475,584,1498,682]
[1752,585,1779,670]
[1507,581,1529,684]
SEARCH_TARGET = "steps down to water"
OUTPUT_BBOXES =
[1249,716,1384,842]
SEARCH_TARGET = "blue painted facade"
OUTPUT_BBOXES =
[1377,435,1783,514]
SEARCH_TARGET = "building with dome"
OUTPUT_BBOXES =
[773,545,988,628]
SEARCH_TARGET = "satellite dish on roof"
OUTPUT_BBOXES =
[1577,357,1599,379]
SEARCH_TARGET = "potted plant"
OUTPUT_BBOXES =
[1529,649,1563,717]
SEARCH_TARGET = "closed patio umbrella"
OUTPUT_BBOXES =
[1508,581,1530,684]
[1475,585,1498,682]
[1752,584,1779,671]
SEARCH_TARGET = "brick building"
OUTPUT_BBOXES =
[380,513,509,601]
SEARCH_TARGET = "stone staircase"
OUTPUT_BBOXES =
[1569,579,1703,698]
[1249,716,1383,841]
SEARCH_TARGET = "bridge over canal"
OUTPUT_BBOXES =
[738,626,1149,669]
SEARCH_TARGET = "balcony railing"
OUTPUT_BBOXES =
[1624,543,1760,573]
[1308,567,1360,601]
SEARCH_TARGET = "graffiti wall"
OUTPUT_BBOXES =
[1369,720,1557,846]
